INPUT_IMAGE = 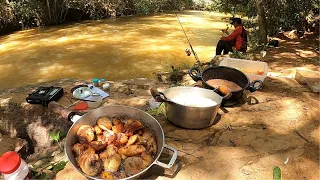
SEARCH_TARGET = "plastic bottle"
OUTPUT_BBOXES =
[0,151,29,180]
[93,78,99,87]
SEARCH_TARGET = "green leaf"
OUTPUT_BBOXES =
[147,103,165,116]
[40,172,50,179]
[273,166,282,180]
[49,131,61,143]
[52,161,67,173]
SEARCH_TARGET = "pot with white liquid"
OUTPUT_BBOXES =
[150,86,230,129]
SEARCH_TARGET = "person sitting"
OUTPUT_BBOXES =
[216,17,248,55]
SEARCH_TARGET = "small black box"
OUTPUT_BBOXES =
[26,86,64,106]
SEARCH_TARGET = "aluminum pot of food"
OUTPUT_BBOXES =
[150,86,230,129]
[48,102,178,180]
[189,66,263,106]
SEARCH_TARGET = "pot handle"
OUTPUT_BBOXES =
[154,144,178,169]
[150,87,169,103]
[248,80,263,92]
[48,101,82,123]
[188,66,202,82]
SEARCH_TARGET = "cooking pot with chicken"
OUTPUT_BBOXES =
[48,102,177,180]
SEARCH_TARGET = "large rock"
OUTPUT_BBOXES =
[295,69,320,92]
[55,163,87,180]
[0,133,27,156]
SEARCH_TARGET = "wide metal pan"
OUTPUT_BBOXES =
[48,102,178,180]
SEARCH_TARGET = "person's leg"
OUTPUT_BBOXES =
[223,41,235,54]
[216,40,234,55]
[215,40,224,55]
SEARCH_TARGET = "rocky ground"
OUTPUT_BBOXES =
[0,34,319,180]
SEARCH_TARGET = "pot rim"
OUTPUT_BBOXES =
[200,66,250,92]
[162,86,223,108]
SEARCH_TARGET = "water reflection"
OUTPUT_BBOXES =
[0,11,231,90]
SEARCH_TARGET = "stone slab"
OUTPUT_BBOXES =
[295,69,320,92]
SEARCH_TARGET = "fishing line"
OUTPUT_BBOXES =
[173,10,200,64]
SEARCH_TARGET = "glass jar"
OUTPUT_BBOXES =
[0,151,29,180]
[99,78,106,87]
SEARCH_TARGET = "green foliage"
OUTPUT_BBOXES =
[229,50,254,60]
[49,131,61,143]
[52,161,67,173]
[211,0,319,36]
[273,166,282,180]
[0,0,194,33]
[147,103,165,116]
[30,160,67,179]
[169,65,185,83]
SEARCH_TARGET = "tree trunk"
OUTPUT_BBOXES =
[255,0,268,43]
[46,0,52,23]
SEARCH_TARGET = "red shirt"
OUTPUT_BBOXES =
[221,26,246,51]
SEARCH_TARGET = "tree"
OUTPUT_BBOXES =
[255,0,267,43]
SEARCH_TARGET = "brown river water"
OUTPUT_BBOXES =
[0,11,231,90]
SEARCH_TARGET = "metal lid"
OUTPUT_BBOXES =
[72,87,92,99]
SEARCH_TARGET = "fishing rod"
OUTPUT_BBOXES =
[173,10,201,65]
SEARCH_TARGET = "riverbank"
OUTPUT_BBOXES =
[0,71,319,179]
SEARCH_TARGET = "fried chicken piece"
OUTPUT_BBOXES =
[142,129,153,140]
[121,154,127,160]
[96,135,107,142]
[115,133,128,145]
[93,125,103,135]
[103,129,115,138]
[89,141,107,152]
[118,145,146,157]
[141,152,153,168]
[72,143,85,157]
[107,133,128,146]
[77,125,95,143]
[101,171,115,180]
[127,134,138,146]
[72,143,102,176]
[78,153,102,176]
[103,154,122,172]
[99,150,108,160]
[142,129,157,155]
[123,157,145,176]
[99,144,118,160]
[146,138,157,155]
[112,119,121,126]
[127,135,146,146]
[112,123,124,134]
[97,117,113,130]
[106,134,116,145]
[124,119,144,136]
[72,143,95,157]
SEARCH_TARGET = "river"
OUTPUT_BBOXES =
[0,11,231,90]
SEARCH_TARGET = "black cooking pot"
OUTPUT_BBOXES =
[188,66,262,106]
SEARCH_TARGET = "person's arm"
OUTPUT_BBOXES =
[221,26,242,41]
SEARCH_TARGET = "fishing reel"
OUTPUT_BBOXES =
[185,48,191,56]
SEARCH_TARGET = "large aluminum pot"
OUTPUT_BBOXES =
[48,102,178,180]
[150,86,229,129]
